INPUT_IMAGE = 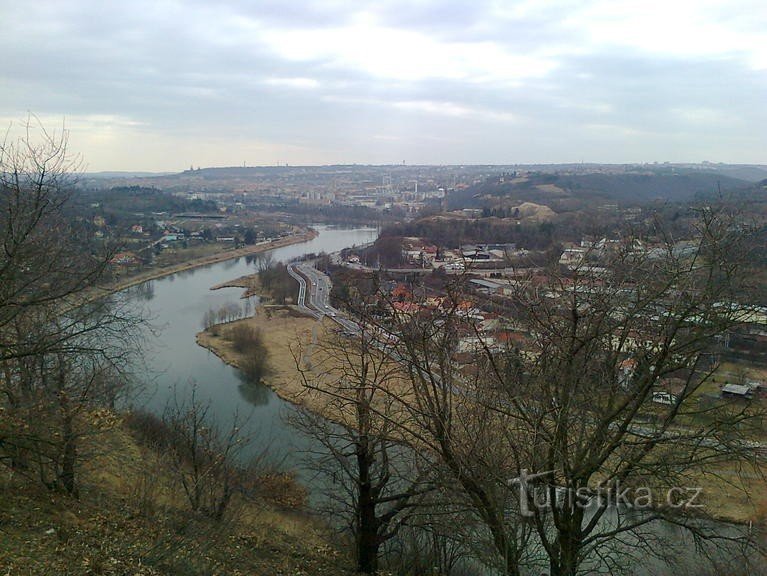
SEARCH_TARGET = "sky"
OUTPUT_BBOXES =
[0,0,765,171]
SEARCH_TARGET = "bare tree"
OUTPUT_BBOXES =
[292,306,432,574]
[0,119,141,495]
[365,206,763,574]
[162,384,248,521]
[386,293,538,576]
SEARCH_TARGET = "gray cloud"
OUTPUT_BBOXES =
[0,0,764,169]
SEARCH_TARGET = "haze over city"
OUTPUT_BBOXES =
[1,0,765,171]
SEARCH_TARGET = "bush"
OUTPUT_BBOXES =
[227,324,269,383]
[257,259,295,304]
[125,409,173,451]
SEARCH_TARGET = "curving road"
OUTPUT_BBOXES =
[288,261,360,334]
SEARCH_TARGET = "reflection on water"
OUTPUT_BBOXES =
[130,281,155,301]
[236,370,271,407]
[221,258,240,271]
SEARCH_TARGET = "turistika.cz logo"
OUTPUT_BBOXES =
[508,469,704,517]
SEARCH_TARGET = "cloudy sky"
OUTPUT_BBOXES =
[1,0,765,171]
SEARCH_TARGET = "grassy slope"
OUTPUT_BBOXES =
[0,417,352,576]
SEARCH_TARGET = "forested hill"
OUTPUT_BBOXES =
[448,170,750,210]
[75,186,218,214]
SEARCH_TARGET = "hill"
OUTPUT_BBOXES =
[0,415,352,576]
[448,170,750,211]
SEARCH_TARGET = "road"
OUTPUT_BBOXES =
[299,262,362,333]
[287,262,321,320]
[288,261,360,331]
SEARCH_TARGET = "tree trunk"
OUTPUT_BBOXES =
[59,413,78,497]
[550,522,582,576]
[356,435,380,574]
[356,510,380,575]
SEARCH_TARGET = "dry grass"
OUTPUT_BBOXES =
[197,306,318,406]
[197,307,415,432]
[534,183,568,195]
[0,412,352,576]
[693,465,767,524]
[211,273,263,299]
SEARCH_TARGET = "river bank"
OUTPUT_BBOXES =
[196,307,333,413]
[95,227,318,298]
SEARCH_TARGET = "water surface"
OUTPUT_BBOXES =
[128,225,379,468]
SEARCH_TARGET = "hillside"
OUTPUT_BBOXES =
[0,415,352,576]
[448,170,751,211]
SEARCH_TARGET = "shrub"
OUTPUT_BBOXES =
[227,324,269,383]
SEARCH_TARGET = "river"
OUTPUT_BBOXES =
[126,224,379,469]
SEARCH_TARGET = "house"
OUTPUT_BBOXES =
[497,331,530,348]
[392,301,420,318]
[442,262,465,272]
[110,251,141,267]
[424,296,447,309]
[470,278,503,295]
[652,391,677,405]
[721,383,754,400]
[462,249,491,260]
[559,248,585,268]
[403,249,423,262]
[618,358,637,389]
[391,283,413,301]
